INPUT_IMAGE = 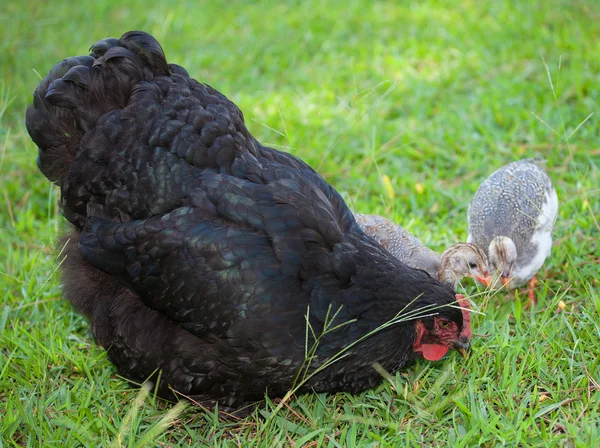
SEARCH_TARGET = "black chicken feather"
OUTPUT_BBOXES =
[26,31,465,410]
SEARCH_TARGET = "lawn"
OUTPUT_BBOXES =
[1,0,599,446]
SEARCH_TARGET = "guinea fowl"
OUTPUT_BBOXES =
[355,214,491,290]
[467,159,558,305]
[25,31,471,412]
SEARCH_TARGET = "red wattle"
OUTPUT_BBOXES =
[420,344,449,361]
[456,295,472,339]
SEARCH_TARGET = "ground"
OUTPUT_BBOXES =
[1,0,599,446]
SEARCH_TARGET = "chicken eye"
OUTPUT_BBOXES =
[439,320,450,329]
[468,262,477,269]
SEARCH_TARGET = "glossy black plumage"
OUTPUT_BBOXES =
[26,31,464,410]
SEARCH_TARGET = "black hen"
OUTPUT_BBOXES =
[26,31,470,411]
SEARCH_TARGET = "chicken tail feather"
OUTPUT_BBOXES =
[25,31,172,184]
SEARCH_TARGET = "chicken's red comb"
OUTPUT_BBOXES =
[455,294,472,340]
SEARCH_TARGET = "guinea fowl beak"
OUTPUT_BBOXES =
[452,338,470,358]
[475,275,492,287]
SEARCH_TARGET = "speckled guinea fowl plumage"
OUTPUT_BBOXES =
[25,31,470,411]
[467,159,558,288]
[355,214,490,290]
[355,214,439,274]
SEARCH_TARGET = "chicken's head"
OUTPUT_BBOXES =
[413,294,472,361]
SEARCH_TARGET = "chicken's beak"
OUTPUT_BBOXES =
[501,277,511,288]
[476,275,492,287]
[452,340,470,358]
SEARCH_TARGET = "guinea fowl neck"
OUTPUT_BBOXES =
[437,268,458,290]
[437,246,462,289]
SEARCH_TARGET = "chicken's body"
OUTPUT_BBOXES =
[26,32,468,410]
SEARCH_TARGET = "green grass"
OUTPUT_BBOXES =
[1,0,599,446]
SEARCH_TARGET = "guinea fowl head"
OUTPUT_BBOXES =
[439,243,491,288]
[488,236,517,288]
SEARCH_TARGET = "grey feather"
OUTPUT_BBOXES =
[467,159,558,287]
[355,214,439,277]
[356,214,489,290]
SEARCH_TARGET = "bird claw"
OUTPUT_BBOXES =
[524,276,537,309]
